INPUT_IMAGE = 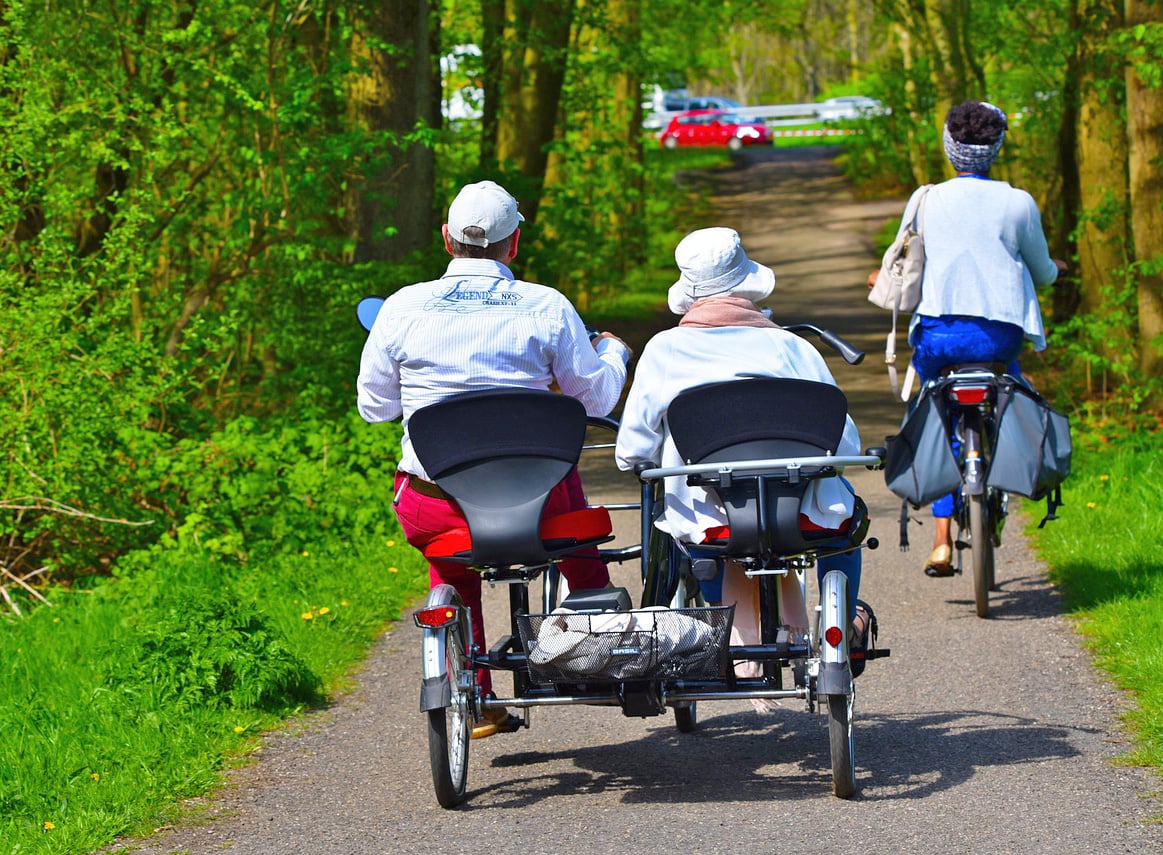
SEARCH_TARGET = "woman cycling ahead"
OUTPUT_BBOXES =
[869,100,1065,577]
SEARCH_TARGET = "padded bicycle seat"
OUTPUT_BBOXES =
[408,388,614,567]
[666,378,852,558]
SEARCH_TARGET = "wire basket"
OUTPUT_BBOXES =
[516,606,734,683]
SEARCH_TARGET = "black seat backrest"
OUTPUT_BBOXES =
[409,389,587,565]
[666,378,848,556]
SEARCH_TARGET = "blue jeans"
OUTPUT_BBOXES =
[911,315,1024,384]
[912,315,1023,519]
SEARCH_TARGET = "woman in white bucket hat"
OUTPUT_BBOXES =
[616,227,875,674]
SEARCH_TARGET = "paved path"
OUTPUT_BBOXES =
[117,147,1160,855]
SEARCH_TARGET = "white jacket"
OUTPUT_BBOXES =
[614,325,861,543]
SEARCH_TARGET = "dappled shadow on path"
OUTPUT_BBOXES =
[460,704,1085,810]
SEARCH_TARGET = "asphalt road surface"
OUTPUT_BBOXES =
[115,147,1161,855]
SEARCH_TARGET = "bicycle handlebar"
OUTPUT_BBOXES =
[781,323,865,365]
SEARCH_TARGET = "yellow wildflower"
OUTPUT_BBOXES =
[43,822,55,830]
[318,606,330,615]
[1086,502,1097,509]
[90,773,100,782]
[341,601,349,607]
[386,539,396,547]
[1099,474,1110,481]
[388,567,399,573]
[234,726,245,733]
[302,611,314,620]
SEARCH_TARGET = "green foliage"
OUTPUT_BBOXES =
[106,590,321,712]
[0,526,429,851]
[1121,22,1163,89]
[0,0,441,582]
[1040,275,1163,424]
[151,410,405,564]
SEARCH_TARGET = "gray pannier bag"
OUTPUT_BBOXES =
[883,389,962,508]
[986,380,1071,526]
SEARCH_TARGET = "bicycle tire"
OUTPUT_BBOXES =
[427,614,471,808]
[968,492,994,619]
[827,692,856,798]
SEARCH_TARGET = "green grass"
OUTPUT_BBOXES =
[1028,430,1163,776]
[0,541,428,853]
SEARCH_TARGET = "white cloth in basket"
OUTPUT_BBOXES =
[529,606,715,676]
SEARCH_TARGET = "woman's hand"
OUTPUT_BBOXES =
[867,270,880,289]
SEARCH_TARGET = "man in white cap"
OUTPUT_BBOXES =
[358,180,632,738]
[615,226,874,674]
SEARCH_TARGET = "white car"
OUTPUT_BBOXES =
[816,96,886,121]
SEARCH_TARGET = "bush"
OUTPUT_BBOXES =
[106,590,321,712]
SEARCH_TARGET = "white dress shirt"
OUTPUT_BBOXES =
[614,325,861,543]
[358,258,630,479]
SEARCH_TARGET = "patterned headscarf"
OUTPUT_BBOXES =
[943,101,1007,174]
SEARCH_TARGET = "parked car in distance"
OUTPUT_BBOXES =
[815,96,885,121]
[659,110,773,150]
[644,95,745,130]
[685,95,742,112]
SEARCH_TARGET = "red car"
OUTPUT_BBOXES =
[660,109,774,150]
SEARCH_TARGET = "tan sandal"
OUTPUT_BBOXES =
[923,544,955,578]
[471,701,522,740]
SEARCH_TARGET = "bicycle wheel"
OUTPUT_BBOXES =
[988,489,1006,590]
[671,570,704,733]
[427,613,471,808]
[827,692,856,798]
[968,492,994,619]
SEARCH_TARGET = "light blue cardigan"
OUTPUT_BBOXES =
[901,177,1059,351]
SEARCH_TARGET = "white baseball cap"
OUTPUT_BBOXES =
[446,180,525,247]
[668,227,776,314]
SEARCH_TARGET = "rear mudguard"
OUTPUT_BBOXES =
[817,568,853,696]
[419,584,463,712]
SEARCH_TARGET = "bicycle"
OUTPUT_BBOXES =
[922,365,1010,618]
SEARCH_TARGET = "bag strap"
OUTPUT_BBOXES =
[883,184,932,403]
[911,184,932,234]
[1037,485,1063,528]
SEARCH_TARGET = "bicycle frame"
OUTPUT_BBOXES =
[933,367,1008,617]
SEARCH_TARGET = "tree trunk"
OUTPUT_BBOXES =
[847,0,860,83]
[1076,2,1130,310]
[495,0,575,219]
[1072,0,1133,394]
[606,0,645,270]
[894,22,929,187]
[347,0,440,263]
[923,0,974,138]
[1124,0,1163,382]
[479,0,504,169]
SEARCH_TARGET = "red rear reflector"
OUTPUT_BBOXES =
[950,386,989,404]
[414,606,458,628]
[824,626,844,648]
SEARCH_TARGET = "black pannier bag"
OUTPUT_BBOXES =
[883,389,962,508]
[986,380,1071,525]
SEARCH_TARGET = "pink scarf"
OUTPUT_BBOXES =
[678,296,778,329]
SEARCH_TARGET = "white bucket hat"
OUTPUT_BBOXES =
[446,180,525,247]
[668,227,776,314]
